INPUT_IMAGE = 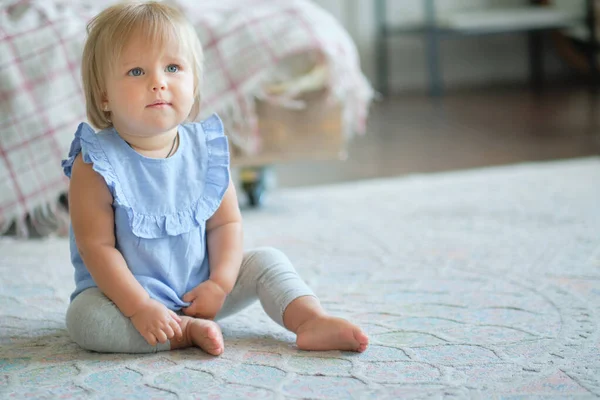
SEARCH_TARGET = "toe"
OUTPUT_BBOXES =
[354,327,369,343]
[205,326,218,340]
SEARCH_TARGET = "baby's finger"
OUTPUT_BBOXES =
[182,305,195,317]
[168,310,182,323]
[169,318,183,341]
[155,329,168,344]
[143,332,157,346]
[163,324,175,340]
[182,291,196,303]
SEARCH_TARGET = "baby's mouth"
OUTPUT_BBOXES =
[147,100,171,108]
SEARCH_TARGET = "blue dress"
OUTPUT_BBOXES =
[61,114,230,310]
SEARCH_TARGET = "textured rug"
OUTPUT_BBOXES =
[1,157,600,399]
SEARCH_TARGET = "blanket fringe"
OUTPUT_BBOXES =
[1,196,70,238]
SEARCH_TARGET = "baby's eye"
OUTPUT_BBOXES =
[166,64,179,73]
[128,68,144,77]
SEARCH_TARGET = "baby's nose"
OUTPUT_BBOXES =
[151,74,167,91]
[152,82,166,91]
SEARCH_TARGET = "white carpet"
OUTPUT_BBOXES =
[1,157,599,399]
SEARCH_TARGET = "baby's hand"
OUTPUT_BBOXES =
[129,298,183,346]
[182,280,227,320]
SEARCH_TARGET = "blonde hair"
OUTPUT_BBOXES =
[81,1,204,129]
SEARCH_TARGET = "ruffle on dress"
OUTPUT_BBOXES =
[61,114,230,239]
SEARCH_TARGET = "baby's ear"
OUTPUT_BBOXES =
[100,93,110,112]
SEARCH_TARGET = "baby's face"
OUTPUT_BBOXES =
[104,32,195,138]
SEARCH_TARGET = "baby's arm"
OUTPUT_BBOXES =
[69,154,182,344]
[205,177,243,293]
[182,177,242,318]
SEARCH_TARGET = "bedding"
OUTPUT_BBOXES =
[0,0,373,236]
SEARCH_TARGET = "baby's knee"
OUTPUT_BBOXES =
[240,247,298,282]
[65,289,117,352]
[247,246,290,268]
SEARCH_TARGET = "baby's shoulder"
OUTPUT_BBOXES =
[69,152,105,185]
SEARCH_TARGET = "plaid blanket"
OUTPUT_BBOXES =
[0,0,373,236]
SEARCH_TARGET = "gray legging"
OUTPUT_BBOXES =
[65,247,316,353]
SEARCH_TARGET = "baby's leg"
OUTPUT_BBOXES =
[66,287,170,353]
[216,247,368,352]
[216,247,316,324]
[66,287,223,355]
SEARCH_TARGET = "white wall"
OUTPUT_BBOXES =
[313,0,585,93]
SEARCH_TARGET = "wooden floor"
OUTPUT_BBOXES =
[270,86,600,188]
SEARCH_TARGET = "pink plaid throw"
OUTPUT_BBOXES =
[0,0,373,236]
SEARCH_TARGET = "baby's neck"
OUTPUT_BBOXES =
[120,127,179,159]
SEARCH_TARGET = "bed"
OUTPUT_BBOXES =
[0,0,373,236]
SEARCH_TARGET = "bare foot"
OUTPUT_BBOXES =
[295,316,369,353]
[172,316,224,355]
